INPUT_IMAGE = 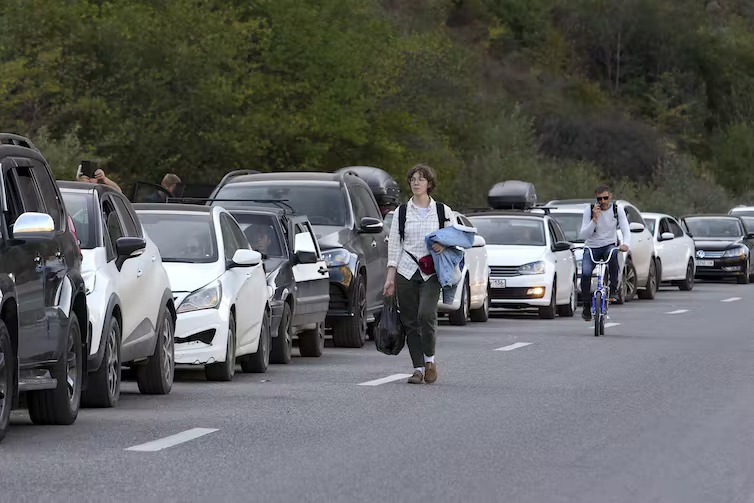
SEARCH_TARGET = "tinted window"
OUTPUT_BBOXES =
[61,191,97,249]
[550,213,583,242]
[468,217,546,246]
[231,213,284,258]
[213,183,347,226]
[220,214,239,261]
[623,205,643,225]
[139,213,218,263]
[229,219,251,251]
[348,186,368,221]
[102,198,124,255]
[550,219,566,242]
[683,217,743,238]
[739,216,754,233]
[668,219,684,238]
[31,162,63,229]
[113,195,141,237]
[13,166,41,213]
[355,186,380,219]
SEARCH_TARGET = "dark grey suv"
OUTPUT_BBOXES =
[0,134,88,443]
[209,171,387,348]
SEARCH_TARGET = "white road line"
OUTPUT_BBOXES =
[666,309,689,315]
[494,342,533,351]
[358,373,413,386]
[721,297,742,303]
[125,428,219,452]
[604,323,620,328]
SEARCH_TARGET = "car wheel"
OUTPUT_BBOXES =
[448,279,469,326]
[136,306,175,393]
[206,312,237,381]
[82,315,121,408]
[241,311,270,373]
[332,275,367,348]
[539,283,556,319]
[738,259,750,284]
[470,283,490,322]
[0,321,14,443]
[298,321,325,357]
[270,303,292,365]
[616,259,637,304]
[638,259,658,300]
[679,259,695,291]
[28,312,83,425]
[557,278,577,317]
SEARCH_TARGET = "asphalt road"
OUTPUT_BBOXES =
[2,280,753,503]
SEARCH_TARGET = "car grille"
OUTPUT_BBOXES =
[489,266,519,277]
[490,287,533,299]
[695,250,724,259]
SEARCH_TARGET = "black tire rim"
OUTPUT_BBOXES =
[66,329,78,405]
[106,323,120,400]
[161,316,174,385]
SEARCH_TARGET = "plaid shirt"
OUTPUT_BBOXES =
[387,198,457,281]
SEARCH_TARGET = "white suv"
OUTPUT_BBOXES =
[59,182,176,408]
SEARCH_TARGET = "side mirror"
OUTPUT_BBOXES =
[629,222,645,233]
[746,232,754,239]
[659,232,674,241]
[12,212,55,241]
[116,236,146,257]
[472,235,486,248]
[230,249,261,268]
[552,241,572,252]
[295,250,319,264]
[359,216,384,234]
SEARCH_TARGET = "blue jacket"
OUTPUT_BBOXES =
[425,225,476,303]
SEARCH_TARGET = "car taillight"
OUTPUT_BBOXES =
[68,215,82,258]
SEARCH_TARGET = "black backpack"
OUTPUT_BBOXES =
[398,201,448,242]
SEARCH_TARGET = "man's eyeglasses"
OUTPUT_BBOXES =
[596,196,609,201]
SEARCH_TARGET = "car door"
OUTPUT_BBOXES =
[664,217,686,278]
[623,204,652,283]
[669,218,693,271]
[3,160,49,367]
[349,184,384,309]
[227,215,266,338]
[290,218,330,326]
[459,214,486,299]
[548,219,572,302]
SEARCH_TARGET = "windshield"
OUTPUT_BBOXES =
[739,216,754,233]
[213,183,346,226]
[550,213,583,242]
[644,218,657,235]
[468,217,546,246]
[138,213,218,263]
[683,218,743,239]
[60,191,96,249]
[230,212,284,258]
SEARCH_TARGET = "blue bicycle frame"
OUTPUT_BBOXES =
[584,246,619,337]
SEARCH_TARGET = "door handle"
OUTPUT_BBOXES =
[33,255,42,264]
[55,250,62,259]
[152,255,156,263]
[318,267,328,275]
[371,240,377,247]
[384,236,389,242]
[137,269,143,278]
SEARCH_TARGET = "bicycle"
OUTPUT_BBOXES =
[584,246,620,337]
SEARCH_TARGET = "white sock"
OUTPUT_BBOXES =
[415,367,424,374]
[424,355,435,363]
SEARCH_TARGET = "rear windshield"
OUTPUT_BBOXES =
[138,213,218,263]
[230,212,285,258]
[213,183,347,226]
[60,191,96,249]
[683,218,743,238]
[468,217,546,246]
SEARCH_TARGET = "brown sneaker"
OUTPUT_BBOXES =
[407,370,424,384]
[424,362,437,384]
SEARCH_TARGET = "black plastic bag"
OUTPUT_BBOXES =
[375,296,405,355]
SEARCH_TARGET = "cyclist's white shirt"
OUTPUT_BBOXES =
[579,203,631,249]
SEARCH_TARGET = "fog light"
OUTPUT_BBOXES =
[527,287,545,298]
[723,266,741,271]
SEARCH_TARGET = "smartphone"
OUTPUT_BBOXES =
[80,160,97,178]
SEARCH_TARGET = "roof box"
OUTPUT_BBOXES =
[336,166,401,212]
[488,180,537,210]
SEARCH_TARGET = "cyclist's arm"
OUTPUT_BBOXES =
[618,206,631,248]
[579,205,596,240]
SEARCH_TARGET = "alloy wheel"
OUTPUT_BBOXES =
[106,326,119,400]
[161,317,174,385]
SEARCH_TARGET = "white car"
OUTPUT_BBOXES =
[641,212,696,290]
[545,200,659,303]
[135,204,272,382]
[466,211,577,319]
[59,182,176,408]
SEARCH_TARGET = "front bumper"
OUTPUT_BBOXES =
[326,266,356,318]
[174,307,231,365]
[694,256,747,278]
[489,274,550,309]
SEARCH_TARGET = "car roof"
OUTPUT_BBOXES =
[680,213,743,220]
[466,210,547,219]
[640,212,672,220]
[220,171,347,185]
[227,206,286,218]
[58,180,122,196]
[133,203,214,214]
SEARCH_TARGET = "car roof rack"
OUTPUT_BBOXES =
[218,170,261,187]
[165,196,294,214]
[0,133,38,150]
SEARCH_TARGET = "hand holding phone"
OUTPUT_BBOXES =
[592,205,600,223]
[80,160,97,179]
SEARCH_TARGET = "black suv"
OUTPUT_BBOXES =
[209,171,387,348]
[0,134,88,443]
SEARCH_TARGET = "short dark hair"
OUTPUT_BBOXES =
[407,164,437,194]
[594,185,610,195]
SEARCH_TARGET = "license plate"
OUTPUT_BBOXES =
[696,259,713,267]
[491,279,506,288]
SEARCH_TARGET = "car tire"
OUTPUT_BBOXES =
[206,312,236,381]
[448,279,469,326]
[557,278,577,317]
[270,303,292,365]
[470,284,490,322]
[0,321,14,443]
[638,259,658,300]
[539,283,556,319]
[678,259,695,291]
[136,306,175,393]
[28,312,83,425]
[241,312,270,373]
[615,259,637,304]
[332,275,366,348]
[82,315,121,408]
[298,321,324,357]
[738,259,750,284]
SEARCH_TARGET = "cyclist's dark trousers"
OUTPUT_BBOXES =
[581,245,619,307]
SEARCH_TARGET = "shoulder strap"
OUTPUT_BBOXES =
[436,201,446,229]
[613,203,619,228]
[398,203,407,242]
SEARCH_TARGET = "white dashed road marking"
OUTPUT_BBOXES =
[358,373,414,386]
[721,297,742,303]
[666,309,689,315]
[494,342,533,351]
[125,428,219,452]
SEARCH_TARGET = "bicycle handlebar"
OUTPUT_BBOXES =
[584,246,620,264]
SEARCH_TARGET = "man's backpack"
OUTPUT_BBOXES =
[398,201,448,242]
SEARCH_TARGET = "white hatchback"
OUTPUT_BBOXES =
[135,204,272,382]
[641,212,696,290]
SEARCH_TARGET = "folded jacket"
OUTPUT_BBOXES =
[424,223,477,303]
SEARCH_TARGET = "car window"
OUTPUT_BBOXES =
[112,194,142,237]
[668,219,684,238]
[739,216,754,234]
[458,214,473,228]
[3,166,24,226]
[228,217,251,251]
[11,165,42,214]
[549,212,583,242]
[139,212,218,263]
[348,185,368,222]
[468,217,546,246]
[30,161,63,230]
[220,213,239,261]
[60,191,97,249]
[623,205,643,225]
[231,212,285,258]
[355,186,381,220]
[659,218,671,235]
[101,197,124,256]
[683,217,743,238]
[550,219,567,242]
[644,218,656,235]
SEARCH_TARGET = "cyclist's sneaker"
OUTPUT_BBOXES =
[609,288,619,302]
[581,307,592,321]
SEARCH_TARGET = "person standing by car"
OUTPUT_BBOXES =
[143,173,182,202]
[383,164,456,384]
[76,164,122,193]
[579,185,631,321]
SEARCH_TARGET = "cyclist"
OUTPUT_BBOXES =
[579,185,631,321]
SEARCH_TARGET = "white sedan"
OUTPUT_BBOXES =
[641,212,696,290]
[135,204,272,381]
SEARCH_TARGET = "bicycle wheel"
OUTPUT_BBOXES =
[593,291,602,337]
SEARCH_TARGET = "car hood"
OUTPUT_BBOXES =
[692,238,745,251]
[313,225,352,250]
[486,245,546,266]
[162,262,223,293]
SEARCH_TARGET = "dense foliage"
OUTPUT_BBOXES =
[2,0,754,214]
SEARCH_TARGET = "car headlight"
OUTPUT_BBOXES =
[723,246,747,258]
[82,271,96,295]
[322,249,351,267]
[177,281,222,314]
[518,261,546,275]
